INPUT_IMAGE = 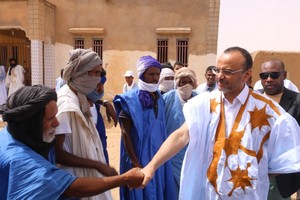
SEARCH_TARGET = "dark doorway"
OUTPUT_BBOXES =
[0,29,31,86]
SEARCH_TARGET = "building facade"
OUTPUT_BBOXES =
[0,0,220,97]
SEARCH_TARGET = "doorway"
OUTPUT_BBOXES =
[0,29,31,86]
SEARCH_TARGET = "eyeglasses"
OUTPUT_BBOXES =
[212,67,245,76]
[259,72,283,80]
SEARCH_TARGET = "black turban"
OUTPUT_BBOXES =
[0,85,57,158]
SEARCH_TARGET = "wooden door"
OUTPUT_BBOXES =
[0,33,31,86]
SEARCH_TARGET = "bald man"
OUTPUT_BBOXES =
[259,59,300,200]
[141,47,300,200]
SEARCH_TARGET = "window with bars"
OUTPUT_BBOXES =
[157,39,168,63]
[74,38,84,49]
[176,39,188,67]
[93,39,103,60]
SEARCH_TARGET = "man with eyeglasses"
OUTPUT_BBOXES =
[139,46,300,200]
[258,59,300,200]
[196,66,217,94]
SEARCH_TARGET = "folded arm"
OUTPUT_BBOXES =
[55,134,118,176]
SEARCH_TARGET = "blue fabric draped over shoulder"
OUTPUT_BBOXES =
[0,127,77,200]
[162,90,198,198]
[114,88,176,200]
[95,103,109,164]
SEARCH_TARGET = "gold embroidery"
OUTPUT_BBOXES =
[251,92,281,116]
[223,127,256,165]
[207,90,272,197]
[248,104,272,132]
[207,97,226,192]
[256,131,270,163]
[210,97,219,113]
[227,163,255,197]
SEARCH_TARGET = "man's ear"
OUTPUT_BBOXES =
[283,71,287,79]
[243,69,252,82]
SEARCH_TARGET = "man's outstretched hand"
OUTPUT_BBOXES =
[140,165,155,188]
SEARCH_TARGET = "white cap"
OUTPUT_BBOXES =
[124,70,134,77]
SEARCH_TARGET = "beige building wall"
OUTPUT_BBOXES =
[1,0,220,98]
[0,1,29,32]
[252,51,300,89]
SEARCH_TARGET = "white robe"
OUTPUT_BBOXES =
[0,65,7,104]
[56,85,112,200]
[5,65,25,97]
[180,88,300,200]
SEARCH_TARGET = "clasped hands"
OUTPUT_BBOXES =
[124,165,154,189]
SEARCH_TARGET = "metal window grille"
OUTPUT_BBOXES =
[74,38,84,49]
[176,39,188,67]
[157,39,168,63]
[93,39,103,60]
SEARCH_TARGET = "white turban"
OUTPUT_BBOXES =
[158,68,175,93]
[159,68,175,84]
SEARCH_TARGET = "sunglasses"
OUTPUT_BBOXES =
[259,72,283,80]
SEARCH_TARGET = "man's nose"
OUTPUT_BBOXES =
[153,75,160,82]
[53,117,60,127]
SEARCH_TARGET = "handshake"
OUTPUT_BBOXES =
[121,166,154,188]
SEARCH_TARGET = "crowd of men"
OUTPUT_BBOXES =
[0,46,300,200]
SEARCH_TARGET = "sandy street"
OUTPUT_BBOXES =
[105,123,121,200]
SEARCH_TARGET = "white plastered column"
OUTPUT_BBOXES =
[31,40,43,85]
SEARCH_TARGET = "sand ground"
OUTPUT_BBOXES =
[105,123,121,200]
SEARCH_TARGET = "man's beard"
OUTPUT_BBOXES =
[43,129,56,143]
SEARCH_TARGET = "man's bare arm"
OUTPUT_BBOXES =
[64,167,144,198]
[119,117,142,168]
[140,122,190,186]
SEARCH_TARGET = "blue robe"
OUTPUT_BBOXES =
[114,89,176,200]
[95,103,109,164]
[162,90,197,198]
[0,127,77,200]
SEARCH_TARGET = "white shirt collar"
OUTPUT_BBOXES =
[222,84,249,105]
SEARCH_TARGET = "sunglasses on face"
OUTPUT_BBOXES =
[259,72,283,80]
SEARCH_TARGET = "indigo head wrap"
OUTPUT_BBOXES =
[0,85,57,158]
[136,55,161,80]
[136,56,162,109]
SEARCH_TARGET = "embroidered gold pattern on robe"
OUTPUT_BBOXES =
[248,104,272,131]
[207,90,278,196]
[227,163,255,196]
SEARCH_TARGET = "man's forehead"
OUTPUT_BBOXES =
[262,61,282,70]
[217,52,244,67]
